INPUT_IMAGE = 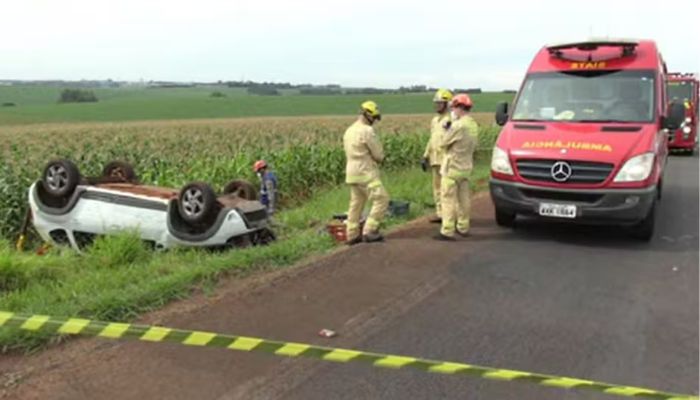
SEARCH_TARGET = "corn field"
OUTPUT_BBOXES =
[0,113,499,241]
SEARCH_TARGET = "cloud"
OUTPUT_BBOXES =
[1,0,698,89]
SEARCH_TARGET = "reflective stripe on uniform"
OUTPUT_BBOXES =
[457,219,470,232]
[441,218,456,236]
[442,177,456,188]
[346,221,360,230]
[368,179,383,189]
[346,174,372,184]
[447,170,471,180]
[365,217,379,230]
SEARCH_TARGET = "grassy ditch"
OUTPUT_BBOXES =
[0,161,491,353]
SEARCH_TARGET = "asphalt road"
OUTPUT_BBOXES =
[2,155,697,400]
[283,154,699,400]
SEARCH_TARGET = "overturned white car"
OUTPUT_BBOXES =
[29,159,275,251]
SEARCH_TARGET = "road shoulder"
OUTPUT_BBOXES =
[1,195,494,400]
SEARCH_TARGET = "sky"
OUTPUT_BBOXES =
[2,0,699,90]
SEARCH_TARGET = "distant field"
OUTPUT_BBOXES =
[0,85,513,125]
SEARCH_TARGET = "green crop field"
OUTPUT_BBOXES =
[0,113,499,242]
[0,85,512,125]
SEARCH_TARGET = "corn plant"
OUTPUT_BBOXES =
[0,114,499,242]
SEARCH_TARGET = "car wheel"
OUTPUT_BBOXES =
[42,159,81,198]
[102,161,138,183]
[495,208,516,227]
[178,182,217,225]
[223,179,257,200]
[629,200,656,241]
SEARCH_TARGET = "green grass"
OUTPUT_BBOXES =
[0,86,512,125]
[0,162,490,353]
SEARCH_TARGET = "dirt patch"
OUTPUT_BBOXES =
[94,184,261,212]
[94,183,178,200]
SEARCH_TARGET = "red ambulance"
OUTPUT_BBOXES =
[666,72,699,154]
[489,39,686,240]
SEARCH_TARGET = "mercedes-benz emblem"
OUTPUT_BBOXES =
[551,161,573,182]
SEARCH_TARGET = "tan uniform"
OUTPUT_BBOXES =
[439,114,479,237]
[344,119,390,239]
[423,113,451,218]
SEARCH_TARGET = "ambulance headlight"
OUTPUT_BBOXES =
[491,146,514,175]
[683,125,692,139]
[614,153,655,183]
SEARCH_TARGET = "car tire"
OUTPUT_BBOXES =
[629,200,656,241]
[178,182,217,225]
[102,161,138,183]
[41,159,81,199]
[495,208,516,227]
[223,179,257,200]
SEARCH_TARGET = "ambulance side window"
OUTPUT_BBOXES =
[641,77,655,121]
[660,73,667,118]
[513,80,537,119]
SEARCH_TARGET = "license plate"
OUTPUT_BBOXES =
[538,203,577,219]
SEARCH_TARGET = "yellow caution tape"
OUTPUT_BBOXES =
[0,311,696,400]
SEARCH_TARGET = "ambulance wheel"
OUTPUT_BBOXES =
[178,182,217,225]
[42,159,81,199]
[495,208,516,228]
[223,179,257,200]
[629,201,656,241]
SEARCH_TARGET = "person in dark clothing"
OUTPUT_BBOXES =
[253,160,278,215]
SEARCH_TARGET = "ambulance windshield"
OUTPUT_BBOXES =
[667,81,694,102]
[512,70,656,123]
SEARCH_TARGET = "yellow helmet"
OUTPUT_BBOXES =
[361,100,381,119]
[433,89,454,103]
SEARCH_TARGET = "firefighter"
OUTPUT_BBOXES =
[344,100,390,245]
[422,89,453,223]
[253,160,278,216]
[435,94,479,241]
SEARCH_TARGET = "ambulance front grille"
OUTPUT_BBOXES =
[516,159,614,184]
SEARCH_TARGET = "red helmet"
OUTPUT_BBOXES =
[451,94,473,109]
[253,160,267,172]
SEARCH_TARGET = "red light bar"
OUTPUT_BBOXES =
[668,72,698,79]
[547,39,639,60]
